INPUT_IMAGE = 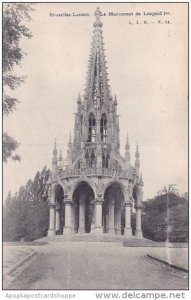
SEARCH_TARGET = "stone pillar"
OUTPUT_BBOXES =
[115,205,121,235]
[64,199,73,234]
[135,205,143,238]
[94,198,103,234]
[48,203,55,237]
[55,206,60,233]
[78,198,85,233]
[124,202,132,237]
[108,199,115,234]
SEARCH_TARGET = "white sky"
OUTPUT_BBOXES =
[3,3,188,200]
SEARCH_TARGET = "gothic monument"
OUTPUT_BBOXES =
[47,8,144,238]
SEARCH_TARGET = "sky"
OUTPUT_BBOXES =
[3,3,188,200]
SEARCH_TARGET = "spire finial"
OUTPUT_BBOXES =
[136,141,139,157]
[125,132,130,168]
[54,138,57,150]
[125,133,130,150]
[52,138,58,168]
[58,147,63,162]
[77,92,81,102]
[114,94,117,105]
[94,7,102,27]
[68,132,72,147]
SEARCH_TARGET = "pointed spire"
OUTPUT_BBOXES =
[139,173,144,186]
[136,141,139,157]
[135,141,140,176]
[125,133,130,168]
[52,139,57,172]
[77,92,81,103]
[67,132,72,168]
[58,147,63,162]
[114,94,117,105]
[84,7,111,106]
[68,132,72,146]
[125,133,130,151]
[94,7,103,28]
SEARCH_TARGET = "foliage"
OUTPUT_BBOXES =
[3,3,34,162]
[3,167,50,241]
[142,189,188,242]
[3,133,21,162]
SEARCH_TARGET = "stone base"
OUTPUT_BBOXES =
[94,227,103,234]
[124,228,132,238]
[135,229,143,238]
[48,229,55,238]
[108,228,115,235]
[78,228,86,234]
[63,227,73,234]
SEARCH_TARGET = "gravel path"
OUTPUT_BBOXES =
[6,242,188,290]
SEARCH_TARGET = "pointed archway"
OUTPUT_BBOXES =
[54,184,64,235]
[72,181,95,233]
[103,182,125,235]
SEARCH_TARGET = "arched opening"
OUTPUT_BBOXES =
[102,151,110,169]
[103,182,125,235]
[72,181,95,233]
[54,184,65,235]
[87,113,96,142]
[101,113,107,142]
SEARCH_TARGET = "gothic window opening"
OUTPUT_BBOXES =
[101,113,107,142]
[102,152,109,169]
[88,113,96,142]
[90,151,96,168]
[85,151,90,167]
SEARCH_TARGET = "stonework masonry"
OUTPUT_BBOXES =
[47,7,144,238]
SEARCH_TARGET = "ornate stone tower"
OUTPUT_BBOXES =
[47,8,144,238]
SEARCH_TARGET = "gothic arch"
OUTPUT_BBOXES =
[103,181,125,234]
[88,113,96,142]
[71,178,96,199]
[103,180,127,200]
[101,113,107,142]
[72,180,95,233]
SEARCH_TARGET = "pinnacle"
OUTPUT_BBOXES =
[136,141,139,156]
[59,148,63,161]
[139,173,144,186]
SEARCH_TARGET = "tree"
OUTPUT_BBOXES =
[142,187,188,242]
[3,167,51,241]
[3,3,34,162]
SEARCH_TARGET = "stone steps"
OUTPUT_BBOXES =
[53,233,125,243]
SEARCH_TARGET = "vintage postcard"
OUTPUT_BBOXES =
[2,1,188,296]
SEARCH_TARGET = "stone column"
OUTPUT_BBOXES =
[63,199,73,234]
[124,202,132,237]
[94,198,103,234]
[108,199,115,234]
[55,206,60,233]
[78,198,85,233]
[48,202,55,237]
[115,205,121,235]
[135,205,143,238]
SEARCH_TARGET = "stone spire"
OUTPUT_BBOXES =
[139,173,144,186]
[58,148,63,169]
[52,139,57,174]
[84,7,110,107]
[77,92,81,112]
[67,132,72,168]
[135,142,140,176]
[125,133,130,168]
